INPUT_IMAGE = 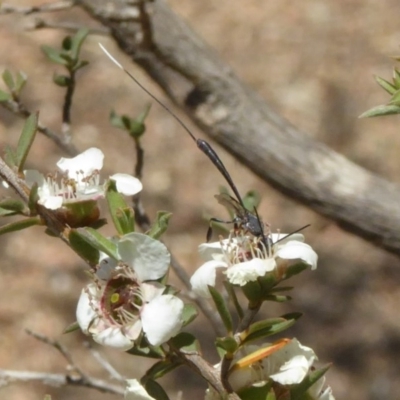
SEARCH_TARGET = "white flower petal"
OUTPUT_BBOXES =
[198,241,224,260]
[57,147,104,177]
[93,326,133,351]
[24,169,45,187]
[39,195,63,210]
[190,260,227,298]
[76,284,99,334]
[269,354,310,384]
[141,294,184,346]
[125,379,156,400]
[110,173,143,196]
[276,241,318,270]
[118,232,170,281]
[226,258,276,286]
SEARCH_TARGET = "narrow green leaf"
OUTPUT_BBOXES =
[41,45,68,65]
[241,280,262,303]
[393,68,400,87]
[14,71,27,94]
[208,285,233,333]
[241,315,300,344]
[0,89,11,102]
[70,28,89,61]
[147,211,172,239]
[375,75,397,95]
[4,145,17,167]
[359,104,400,118]
[106,179,134,235]
[215,336,238,354]
[109,110,126,130]
[16,112,38,172]
[53,74,70,87]
[69,229,100,265]
[128,103,151,138]
[181,304,198,326]
[389,88,400,105]
[238,381,274,400]
[144,359,182,381]
[283,261,308,280]
[242,190,261,212]
[2,69,15,91]
[0,207,17,217]
[127,344,164,359]
[75,227,119,260]
[28,182,39,214]
[0,198,27,215]
[63,321,80,334]
[290,364,331,400]
[0,217,40,236]
[224,281,243,319]
[144,379,170,400]
[170,332,200,353]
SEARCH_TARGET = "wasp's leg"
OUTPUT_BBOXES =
[207,217,235,242]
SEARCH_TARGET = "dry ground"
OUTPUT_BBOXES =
[1,1,400,399]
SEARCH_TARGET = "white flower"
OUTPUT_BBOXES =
[190,232,317,298]
[25,147,142,210]
[76,233,184,349]
[229,338,316,390]
[125,379,156,400]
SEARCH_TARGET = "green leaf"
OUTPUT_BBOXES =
[106,179,135,235]
[215,336,238,354]
[238,381,274,400]
[4,145,17,167]
[70,28,89,61]
[127,344,164,359]
[16,112,38,172]
[224,281,243,319]
[63,321,80,334]
[2,69,15,91]
[393,68,400,87]
[0,198,27,215]
[62,35,73,51]
[128,103,151,138]
[242,190,261,212]
[75,227,119,259]
[53,74,70,87]
[208,285,233,334]
[283,261,308,280]
[290,364,331,400]
[241,280,262,303]
[0,217,40,236]
[144,379,170,400]
[144,359,182,381]
[69,229,100,265]
[28,182,39,214]
[375,75,397,95]
[389,88,400,105]
[109,110,126,130]
[170,332,200,353]
[42,45,68,65]
[146,211,172,239]
[359,104,400,118]
[181,304,198,326]
[0,89,11,102]
[241,315,300,344]
[14,71,27,94]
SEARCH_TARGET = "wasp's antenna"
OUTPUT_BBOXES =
[99,43,246,209]
[274,224,311,244]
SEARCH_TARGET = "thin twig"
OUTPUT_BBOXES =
[0,1,76,15]
[84,342,125,382]
[25,18,109,34]
[1,99,78,156]
[25,329,87,379]
[0,369,124,395]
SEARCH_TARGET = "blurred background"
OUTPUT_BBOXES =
[1,0,400,399]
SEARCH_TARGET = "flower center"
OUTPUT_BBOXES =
[101,275,142,326]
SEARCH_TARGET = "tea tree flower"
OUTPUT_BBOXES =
[25,147,142,210]
[76,233,184,349]
[125,379,156,400]
[190,232,317,298]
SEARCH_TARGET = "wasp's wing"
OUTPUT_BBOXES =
[214,193,245,217]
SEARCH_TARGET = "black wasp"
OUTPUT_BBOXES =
[100,44,269,245]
